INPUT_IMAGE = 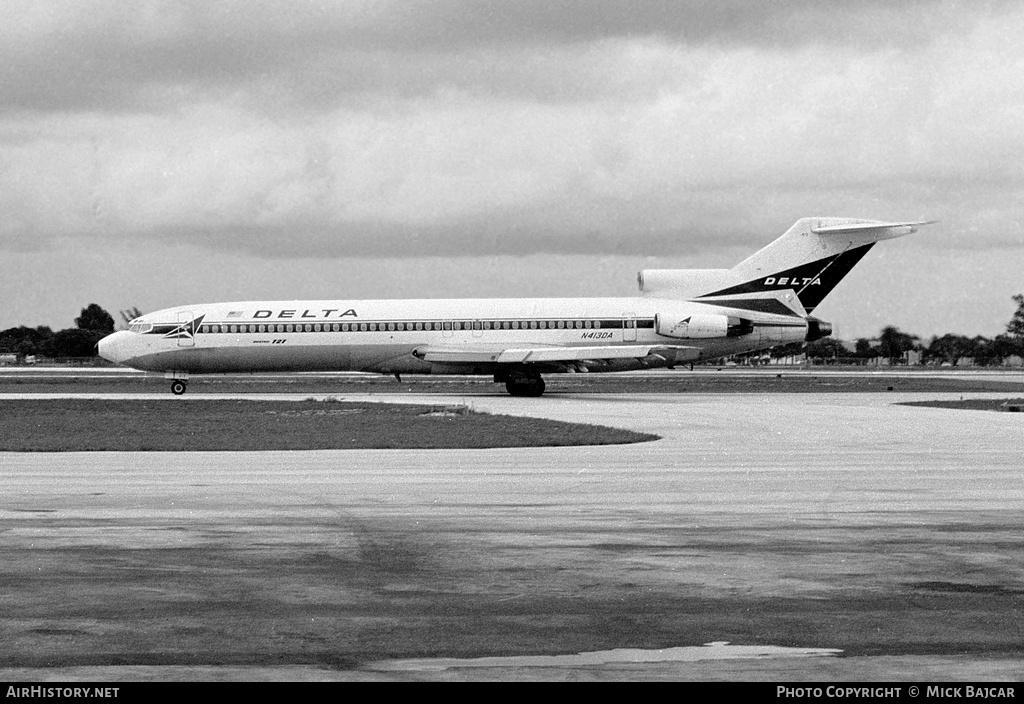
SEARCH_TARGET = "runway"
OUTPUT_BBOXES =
[1,389,1022,681]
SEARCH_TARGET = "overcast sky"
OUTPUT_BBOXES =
[2,0,1022,339]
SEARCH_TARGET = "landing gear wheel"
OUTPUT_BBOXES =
[170,380,187,396]
[505,376,545,397]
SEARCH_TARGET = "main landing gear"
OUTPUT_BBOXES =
[166,372,190,395]
[504,374,545,397]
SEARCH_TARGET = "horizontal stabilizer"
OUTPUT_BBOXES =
[415,344,699,364]
[810,220,937,236]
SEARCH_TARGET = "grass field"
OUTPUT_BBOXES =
[3,369,1024,396]
[0,398,658,451]
[900,398,1024,412]
[2,370,1019,450]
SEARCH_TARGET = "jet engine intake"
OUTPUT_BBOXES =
[655,313,752,339]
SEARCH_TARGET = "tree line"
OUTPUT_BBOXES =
[0,304,125,361]
[3,297,1024,365]
[791,294,1024,366]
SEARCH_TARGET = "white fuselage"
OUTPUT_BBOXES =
[96,216,926,394]
[98,295,808,377]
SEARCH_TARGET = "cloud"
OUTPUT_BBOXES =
[0,1,1022,260]
[0,1,1002,112]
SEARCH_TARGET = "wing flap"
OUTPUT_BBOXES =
[416,344,699,364]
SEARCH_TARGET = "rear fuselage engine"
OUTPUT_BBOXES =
[655,313,754,339]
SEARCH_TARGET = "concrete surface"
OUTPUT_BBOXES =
[1,388,1022,681]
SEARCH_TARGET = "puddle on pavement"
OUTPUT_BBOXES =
[369,641,843,671]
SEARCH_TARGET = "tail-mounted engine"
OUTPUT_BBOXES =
[655,313,753,339]
[805,317,833,341]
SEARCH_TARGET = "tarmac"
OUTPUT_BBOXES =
[1,383,1023,681]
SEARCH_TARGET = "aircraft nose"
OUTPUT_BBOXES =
[98,330,133,364]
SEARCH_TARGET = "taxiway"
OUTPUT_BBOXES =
[1,387,1022,681]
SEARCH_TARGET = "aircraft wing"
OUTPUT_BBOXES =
[414,344,701,364]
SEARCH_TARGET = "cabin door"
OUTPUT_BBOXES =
[623,312,637,342]
[176,310,196,347]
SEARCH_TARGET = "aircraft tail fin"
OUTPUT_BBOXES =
[705,217,934,313]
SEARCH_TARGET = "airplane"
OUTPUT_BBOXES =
[98,217,931,396]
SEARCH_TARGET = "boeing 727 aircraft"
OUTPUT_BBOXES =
[98,217,930,396]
